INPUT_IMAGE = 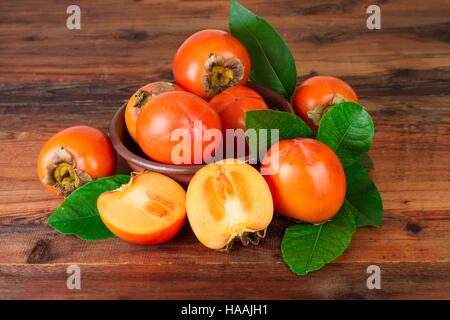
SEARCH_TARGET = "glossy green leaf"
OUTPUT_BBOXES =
[345,162,383,227]
[358,152,374,170]
[317,102,374,168]
[281,201,356,275]
[245,109,313,160]
[47,175,130,240]
[229,0,297,98]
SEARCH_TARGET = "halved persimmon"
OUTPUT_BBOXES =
[97,172,186,245]
[186,159,273,250]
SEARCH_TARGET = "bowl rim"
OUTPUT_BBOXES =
[109,82,292,174]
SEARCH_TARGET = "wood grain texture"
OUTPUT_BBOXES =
[0,0,449,299]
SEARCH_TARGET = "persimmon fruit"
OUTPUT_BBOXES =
[173,29,251,100]
[209,86,268,158]
[97,172,186,245]
[125,82,183,142]
[136,91,222,165]
[209,86,268,133]
[293,76,358,132]
[261,138,346,224]
[186,159,273,250]
[37,125,116,197]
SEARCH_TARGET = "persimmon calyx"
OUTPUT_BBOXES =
[223,228,267,251]
[132,82,176,112]
[202,54,245,98]
[307,93,345,126]
[43,147,91,196]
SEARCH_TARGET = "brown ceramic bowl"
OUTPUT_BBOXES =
[109,82,294,187]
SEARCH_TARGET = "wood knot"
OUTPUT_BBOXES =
[117,29,150,41]
[405,222,422,234]
[336,293,366,300]
[27,239,53,264]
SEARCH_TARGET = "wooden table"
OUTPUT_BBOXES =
[0,0,449,300]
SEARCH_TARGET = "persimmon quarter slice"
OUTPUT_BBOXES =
[97,172,186,245]
[186,159,274,250]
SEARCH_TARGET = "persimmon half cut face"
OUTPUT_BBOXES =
[186,159,273,250]
[97,172,186,245]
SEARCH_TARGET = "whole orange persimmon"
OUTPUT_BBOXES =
[37,125,116,197]
[209,86,268,157]
[261,138,346,224]
[209,86,268,133]
[293,76,358,133]
[125,82,183,142]
[136,91,222,165]
[173,29,251,100]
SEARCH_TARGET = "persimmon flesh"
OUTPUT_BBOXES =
[97,172,186,245]
[261,138,346,224]
[186,159,273,250]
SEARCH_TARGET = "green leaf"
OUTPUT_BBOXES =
[47,175,130,240]
[345,162,383,227]
[229,0,297,98]
[245,109,313,160]
[317,102,374,168]
[281,201,356,275]
[358,152,374,170]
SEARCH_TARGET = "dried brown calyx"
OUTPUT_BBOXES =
[202,54,245,99]
[221,228,267,252]
[307,93,345,126]
[132,82,177,113]
[43,147,92,197]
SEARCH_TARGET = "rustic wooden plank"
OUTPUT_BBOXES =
[0,262,448,299]
[1,67,450,105]
[0,1,449,82]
